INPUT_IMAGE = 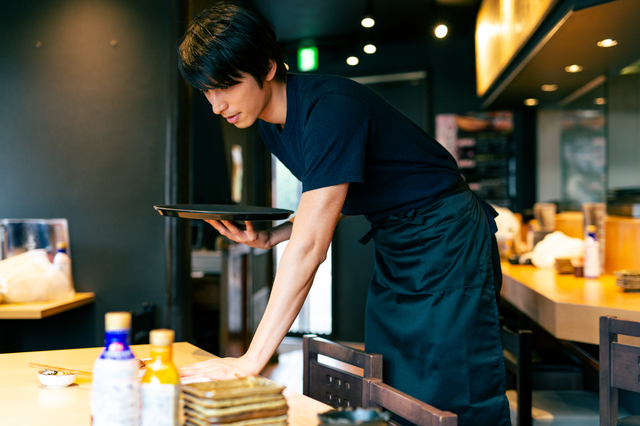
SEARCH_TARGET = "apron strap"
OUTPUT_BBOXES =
[358,209,423,245]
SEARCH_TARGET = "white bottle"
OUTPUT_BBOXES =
[53,241,72,282]
[584,225,601,279]
[91,312,141,426]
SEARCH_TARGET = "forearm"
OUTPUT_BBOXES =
[242,240,322,372]
[243,185,347,373]
[264,220,293,248]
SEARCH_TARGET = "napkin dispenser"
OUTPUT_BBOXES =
[0,218,70,261]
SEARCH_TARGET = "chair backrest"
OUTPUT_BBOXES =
[500,325,533,426]
[303,335,458,426]
[363,378,458,426]
[599,315,640,426]
[303,334,382,408]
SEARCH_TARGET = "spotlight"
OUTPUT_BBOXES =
[346,56,359,66]
[435,25,448,39]
[597,39,617,47]
[565,64,583,73]
[363,44,376,54]
[361,15,375,28]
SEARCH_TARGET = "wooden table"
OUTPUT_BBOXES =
[0,292,95,319]
[0,342,330,426]
[501,262,640,345]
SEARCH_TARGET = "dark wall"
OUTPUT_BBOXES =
[0,0,175,349]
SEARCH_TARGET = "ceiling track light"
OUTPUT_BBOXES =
[361,0,375,28]
[597,38,618,48]
[361,15,375,28]
[565,64,583,73]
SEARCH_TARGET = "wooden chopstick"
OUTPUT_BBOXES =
[28,362,93,376]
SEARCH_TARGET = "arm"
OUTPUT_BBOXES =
[179,183,349,380]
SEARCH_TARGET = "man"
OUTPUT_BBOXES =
[177,3,510,425]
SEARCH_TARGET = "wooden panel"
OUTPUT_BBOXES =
[611,342,640,393]
[0,292,95,319]
[309,360,364,408]
[554,211,584,239]
[605,216,640,273]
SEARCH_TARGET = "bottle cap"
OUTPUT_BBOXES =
[586,225,596,233]
[105,312,131,331]
[150,329,175,346]
[56,241,67,250]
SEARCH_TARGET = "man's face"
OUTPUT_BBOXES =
[202,73,268,129]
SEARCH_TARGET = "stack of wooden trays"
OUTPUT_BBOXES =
[554,258,575,275]
[615,270,640,291]
[182,376,288,426]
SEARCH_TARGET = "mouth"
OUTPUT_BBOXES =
[225,113,240,124]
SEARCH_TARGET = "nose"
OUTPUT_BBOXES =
[204,90,227,115]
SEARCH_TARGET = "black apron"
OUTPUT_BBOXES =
[362,189,510,426]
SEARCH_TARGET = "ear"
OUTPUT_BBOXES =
[265,60,277,82]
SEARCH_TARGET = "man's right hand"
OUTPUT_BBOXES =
[205,220,272,249]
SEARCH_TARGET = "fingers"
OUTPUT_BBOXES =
[205,220,243,240]
[178,359,241,381]
[204,219,265,248]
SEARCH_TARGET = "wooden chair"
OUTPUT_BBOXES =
[302,334,457,426]
[501,325,601,426]
[600,315,640,426]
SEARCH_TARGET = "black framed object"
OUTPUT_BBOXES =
[154,204,293,221]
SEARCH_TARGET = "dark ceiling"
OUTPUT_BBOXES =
[250,0,481,48]
[242,0,640,111]
[484,0,640,110]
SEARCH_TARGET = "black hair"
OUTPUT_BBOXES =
[178,2,286,91]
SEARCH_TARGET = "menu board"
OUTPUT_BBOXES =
[436,112,515,209]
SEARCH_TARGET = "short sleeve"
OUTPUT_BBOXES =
[300,94,372,192]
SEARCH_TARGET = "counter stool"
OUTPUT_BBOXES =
[302,334,457,425]
[600,316,640,426]
[501,325,602,426]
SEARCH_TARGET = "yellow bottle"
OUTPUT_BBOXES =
[140,329,180,426]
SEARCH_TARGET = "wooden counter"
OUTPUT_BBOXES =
[0,292,95,319]
[501,262,640,345]
[0,342,330,426]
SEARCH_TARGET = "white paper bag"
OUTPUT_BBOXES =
[0,249,75,303]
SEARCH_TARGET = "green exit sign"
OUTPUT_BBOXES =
[298,46,318,72]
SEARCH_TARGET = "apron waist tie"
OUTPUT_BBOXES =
[358,208,424,245]
[358,222,383,245]
[358,178,468,246]
[358,179,499,245]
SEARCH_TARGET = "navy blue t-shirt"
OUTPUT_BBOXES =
[258,73,463,222]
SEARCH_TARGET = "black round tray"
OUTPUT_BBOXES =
[154,204,293,221]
